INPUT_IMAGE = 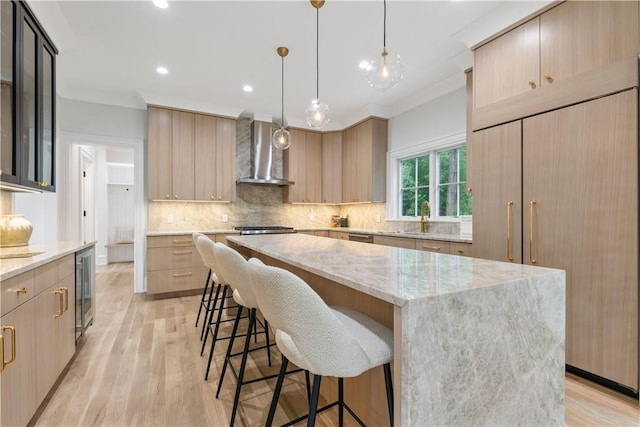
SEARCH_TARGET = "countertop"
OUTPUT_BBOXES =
[227,233,560,306]
[1,241,96,281]
[147,228,472,243]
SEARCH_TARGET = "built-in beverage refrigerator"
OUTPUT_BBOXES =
[75,246,95,341]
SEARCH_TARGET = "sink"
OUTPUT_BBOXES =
[0,251,44,259]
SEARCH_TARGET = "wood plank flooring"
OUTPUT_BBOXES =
[33,262,639,427]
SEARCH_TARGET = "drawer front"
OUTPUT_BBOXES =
[34,261,58,295]
[147,267,208,295]
[449,242,473,257]
[415,239,450,253]
[373,235,415,249]
[328,231,349,240]
[57,254,75,282]
[147,247,203,271]
[147,235,195,248]
[1,270,35,315]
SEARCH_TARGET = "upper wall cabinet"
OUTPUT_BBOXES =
[147,106,236,202]
[473,1,639,129]
[321,131,342,204]
[342,118,387,203]
[284,129,322,204]
[1,1,57,192]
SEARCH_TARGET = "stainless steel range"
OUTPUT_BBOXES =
[235,226,296,235]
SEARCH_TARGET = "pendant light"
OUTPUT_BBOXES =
[272,47,291,150]
[366,0,404,91]
[305,0,330,129]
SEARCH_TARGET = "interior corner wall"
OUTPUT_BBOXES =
[387,86,466,152]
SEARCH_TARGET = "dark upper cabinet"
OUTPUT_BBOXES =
[0,1,57,192]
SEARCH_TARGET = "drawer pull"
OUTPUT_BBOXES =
[60,287,69,313]
[173,272,193,278]
[15,287,28,295]
[172,250,193,255]
[457,249,464,254]
[173,239,192,244]
[422,245,441,251]
[54,289,64,318]
[1,326,16,371]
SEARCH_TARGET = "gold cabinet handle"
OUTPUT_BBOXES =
[422,245,441,251]
[544,73,553,82]
[172,239,192,244]
[507,201,514,261]
[1,326,16,372]
[172,272,193,278]
[15,287,28,295]
[172,250,192,255]
[456,249,464,254]
[529,200,537,264]
[166,195,170,199]
[174,195,178,199]
[528,80,536,89]
[466,187,472,194]
[54,289,64,318]
[60,287,69,313]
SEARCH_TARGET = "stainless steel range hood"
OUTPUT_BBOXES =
[236,120,294,186]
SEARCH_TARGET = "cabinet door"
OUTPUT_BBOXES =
[305,131,322,203]
[215,117,236,202]
[523,90,638,390]
[194,114,217,201]
[342,127,358,203]
[1,300,37,427]
[415,239,450,254]
[471,121,522,263]
[322,132,343,203]
[171,111,195,200]
[540,1,639,88]
[148,107,172,200]
[34,285,61,403]
[474,18,540,108]
[356,120,373,203]
[284,129,306,203]
[57,273,76,378]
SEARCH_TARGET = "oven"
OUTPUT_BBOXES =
[348,233,374,244]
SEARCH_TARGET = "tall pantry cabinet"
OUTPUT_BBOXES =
[470,0,639,393]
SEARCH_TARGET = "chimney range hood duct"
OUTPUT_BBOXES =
[236,120,294,186]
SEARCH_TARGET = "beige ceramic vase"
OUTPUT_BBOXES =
[0,214,34,247]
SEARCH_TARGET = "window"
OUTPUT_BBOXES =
[387,131,471,220]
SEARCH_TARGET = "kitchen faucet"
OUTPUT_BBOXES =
[420,200,431,233]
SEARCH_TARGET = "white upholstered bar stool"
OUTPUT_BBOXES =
[212,242,274,427]
[193,232,217,340]
[247,259,394,427]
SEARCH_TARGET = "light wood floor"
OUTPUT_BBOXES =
[33,262,639,427]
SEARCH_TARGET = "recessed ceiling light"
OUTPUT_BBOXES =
[153,0,168,8]
[243,85,253,93]
[156,66,169,75]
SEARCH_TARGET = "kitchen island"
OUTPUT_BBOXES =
[227,233,565,426]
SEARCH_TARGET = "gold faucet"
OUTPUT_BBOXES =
[420,200,431,233]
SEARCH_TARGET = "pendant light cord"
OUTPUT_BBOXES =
[316,7,320,100]
[281,55,285,126]
[383,0,387,49]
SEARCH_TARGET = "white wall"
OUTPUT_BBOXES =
[58,98,146,140]
[387,86,466,152]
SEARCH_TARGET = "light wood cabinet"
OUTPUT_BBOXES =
[522,90,638,390]
[342,118,387,203]
[147,106,236,201]
[374,235,415,249]
[474,17,540,108]
[415,239,450,254]
[322,132,343,203]
[470,121,522,264]
[1,254,77,427]
[473,1,640,127]
[471,90,638,390]
[284,129,322,203]
[328,230,349,240]
[147,235,209,295]
[449,242,473,258]
[194,114,236,202]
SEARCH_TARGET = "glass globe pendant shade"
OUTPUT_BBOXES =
[305,99,330,129]
[272,127,291,150]
[366,48,404,91]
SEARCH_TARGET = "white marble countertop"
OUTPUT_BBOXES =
[302,227,472,243]
[227,234,561,306]
[147,230,239,237]
[0,241,96,281]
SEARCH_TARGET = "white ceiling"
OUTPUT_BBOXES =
[28,0,551,130]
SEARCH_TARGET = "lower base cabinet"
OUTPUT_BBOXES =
[1,254,78,426]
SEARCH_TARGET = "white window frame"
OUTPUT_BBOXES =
[387,131,466,222]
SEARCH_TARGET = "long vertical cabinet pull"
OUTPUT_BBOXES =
[54,289,64,318]
[0,326,16,372]
[507,201,514,261]
[61,287,69,313]
[529,200,537,264]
